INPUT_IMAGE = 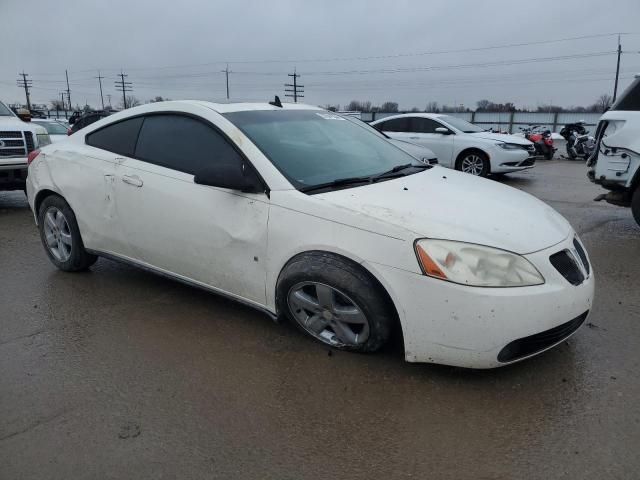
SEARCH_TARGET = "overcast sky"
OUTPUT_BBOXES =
[2,0,639,110]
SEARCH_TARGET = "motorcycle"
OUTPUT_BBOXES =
[560,121,596,160]
[519,125,556,160]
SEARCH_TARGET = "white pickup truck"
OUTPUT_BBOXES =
[0,100,51,192]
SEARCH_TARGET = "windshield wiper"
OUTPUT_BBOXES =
[299,175,372,193]
[371,163,428,182]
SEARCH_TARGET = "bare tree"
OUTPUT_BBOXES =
[379,101,399,113]
[409,107,420,112]
[596,94,613,112]
[50,99,65,110]
[476,99,491,111]
[120,96,141,109]
[424,101,439,112]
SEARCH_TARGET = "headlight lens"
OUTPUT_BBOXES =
[414,239,544,287]
[496,142,523,150]
[36,133,51,147]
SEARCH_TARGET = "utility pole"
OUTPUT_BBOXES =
[65,69,72,111]
[17,72,32,111]
[115,71,133,109]
[60,92,67,118]
[96,70,105,110]
[221,64,232,99]
[284,69,304,103]
[613,35,622,103]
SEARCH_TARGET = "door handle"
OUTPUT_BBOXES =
[122,174,143,187]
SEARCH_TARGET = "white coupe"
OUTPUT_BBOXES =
[371,113,536,177]
[26,100,593,368]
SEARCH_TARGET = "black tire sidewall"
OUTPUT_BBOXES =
[276,252,393,353]
[37,195,96,271]
[632,186,640,228]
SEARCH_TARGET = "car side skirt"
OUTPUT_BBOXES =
[86,249,279,322]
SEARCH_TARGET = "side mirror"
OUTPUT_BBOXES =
[435,127,452,135]
[194,162,262,193]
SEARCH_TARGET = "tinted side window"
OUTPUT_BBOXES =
[86,117,143,156]
[411,118,441,133]
[134,114,242,174]
[380,117,410,132]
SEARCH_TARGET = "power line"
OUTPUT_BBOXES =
[33,32,635,74]
[16,72,32,110]
[284,69,303,102]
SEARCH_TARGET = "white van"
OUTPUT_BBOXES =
[588,75,640,226]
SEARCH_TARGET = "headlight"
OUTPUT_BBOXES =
[36,133,51,147]
[414,239,544,287]
[496,142,523,150]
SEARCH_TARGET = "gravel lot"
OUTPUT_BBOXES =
[1,160,639,479]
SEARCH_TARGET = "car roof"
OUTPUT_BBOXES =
[371,112,448,123]
[178,100,323,114]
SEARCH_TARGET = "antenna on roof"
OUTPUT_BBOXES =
[269,95,282,108]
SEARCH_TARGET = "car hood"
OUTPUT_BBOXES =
[0,116,47,134]
[315,167,571,254]
[469,131,532,145]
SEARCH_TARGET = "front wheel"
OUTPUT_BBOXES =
[277,252,394,353]
[37,195,98,271]
[566,143,577,160]
[544,146,554,160]
[456,151,489,177]
[632,186,640,227]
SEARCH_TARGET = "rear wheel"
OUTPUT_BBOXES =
[37,195,97,271]
[456,151,489,177]
[632,186,640,227]
[277,252,394,353]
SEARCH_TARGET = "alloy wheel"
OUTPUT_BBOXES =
[287,282,370,347]
[461,154,485,176]
[43,206,72,262]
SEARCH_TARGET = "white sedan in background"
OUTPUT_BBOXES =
[31,119,69,143]
[371,113,536,177]
[26,101,593,368]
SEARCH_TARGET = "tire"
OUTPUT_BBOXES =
[276,252,394,353]
[544,147,554,160]
[37,195,98,271]
[632,186,640,227]
[456,150,490,177]
[566,143,577,160]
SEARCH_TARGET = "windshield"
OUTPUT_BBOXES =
[32,121,68,134]
[224,110,422,190]
[439,115,484,133]
[0,102,15,117]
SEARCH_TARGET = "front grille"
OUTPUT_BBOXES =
[572,238,590,275]
[0,131,27,157]
[0,148,27,157]
[24,131,34,152]
[550,250,585,286]
[0,131,23,139]
[497,311,589,362]
[1,139,24,147]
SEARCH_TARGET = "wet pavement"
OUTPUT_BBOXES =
[1,160,639,479]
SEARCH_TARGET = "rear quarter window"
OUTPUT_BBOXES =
[86,117,143,157]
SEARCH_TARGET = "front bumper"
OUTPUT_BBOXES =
[0,159,28,191]
[367,235,594,368]
[490,149,536,173]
